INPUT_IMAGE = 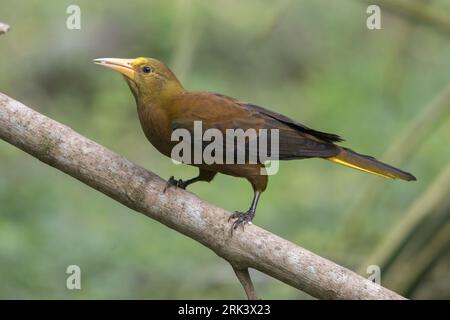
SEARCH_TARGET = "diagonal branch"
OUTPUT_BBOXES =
[0,92,405,300]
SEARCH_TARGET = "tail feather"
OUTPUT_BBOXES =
[327,148,416,181]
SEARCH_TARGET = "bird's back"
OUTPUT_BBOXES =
[165,91,341,162]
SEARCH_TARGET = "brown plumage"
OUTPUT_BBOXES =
[94,57,416,231]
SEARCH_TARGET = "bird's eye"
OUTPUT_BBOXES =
[142,66,153,74]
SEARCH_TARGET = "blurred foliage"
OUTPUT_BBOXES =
[0,0,449,299]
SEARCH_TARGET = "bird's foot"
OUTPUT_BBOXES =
[163,176,187,193]
[228,210,255,234]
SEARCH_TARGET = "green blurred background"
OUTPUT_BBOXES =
[0,0,449,299]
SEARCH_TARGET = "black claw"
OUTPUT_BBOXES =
[229,210,255,235]
[163,176,186,193]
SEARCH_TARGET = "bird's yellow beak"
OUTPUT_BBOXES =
[93,58,136,80]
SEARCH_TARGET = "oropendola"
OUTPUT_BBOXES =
[94,57,416,231]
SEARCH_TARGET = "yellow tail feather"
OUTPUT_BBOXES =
[326,148,416,181]
[327,156,392,179]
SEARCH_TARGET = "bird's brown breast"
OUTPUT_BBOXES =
[137,101,174,157]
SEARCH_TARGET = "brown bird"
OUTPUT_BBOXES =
[94,57,416,231]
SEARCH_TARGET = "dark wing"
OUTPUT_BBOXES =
[243,102,344,143]
[170,92,341,161]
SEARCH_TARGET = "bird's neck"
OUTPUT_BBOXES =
[135,85,186,156]
[139,81,185,107]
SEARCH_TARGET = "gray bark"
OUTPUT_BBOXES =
[0,92,405,300]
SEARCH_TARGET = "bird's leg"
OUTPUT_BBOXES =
[163,176,197,192]
[163,170,216,193]
[229,191,261,232]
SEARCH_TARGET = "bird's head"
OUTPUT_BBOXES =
[93,57,184,102]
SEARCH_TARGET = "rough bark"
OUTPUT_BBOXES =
[0,92,405,300]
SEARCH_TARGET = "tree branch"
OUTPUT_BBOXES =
[0,92,405,300]
[0,22,10,35]
[232,266,257,300]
